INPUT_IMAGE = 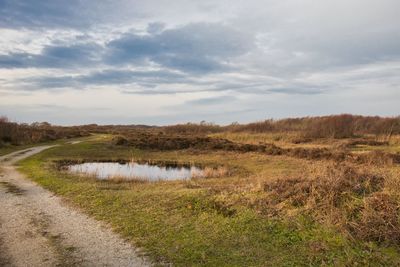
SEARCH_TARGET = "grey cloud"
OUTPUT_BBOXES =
[78,69,186,85]
[0,43,101,69]
[0,52,30,68]
[121,80,329,96]
[1,1,400,125]
[27,76,78,89]
[22,69,190,89]
[0,0,145,30]
[105,23,254,73]
[185,95,237,106]
[0,0,89,29]
[239,1,400,72]
[1,22,253,74]
[266,87,326,95]
[147,22,166,34]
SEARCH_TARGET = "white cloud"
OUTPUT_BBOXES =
[0,0,399,124]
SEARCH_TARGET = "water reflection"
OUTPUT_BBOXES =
[67,162,204,181]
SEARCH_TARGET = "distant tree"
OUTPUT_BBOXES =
[0,116,9,123]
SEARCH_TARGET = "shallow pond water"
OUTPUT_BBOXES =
[67,162,204,181]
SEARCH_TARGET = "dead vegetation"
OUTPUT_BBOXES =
[162,121,222,135]
[261,164,400,245]
[111,133,266,152]
[344,139,389,148]
[0,116,88,147]
[112,132,400,166]
[193,166,230,178]
[355,192,400,243]
[230,114,400,140]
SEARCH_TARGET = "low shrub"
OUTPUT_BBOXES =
[262,164,400,244]
[114,133,400,166]
[0,118,88,146]
[346,139,389,147]
[352,192,400,244]
[113,133,266,152]
[354,150,400,165]
[264,165,384,208]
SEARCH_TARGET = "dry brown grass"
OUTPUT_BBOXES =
[228,115,400,139]
[107,175,149,183]
[192,166,230,178]
[353,150,400,165]
[264,164,384,208]
[262,163,400,244]
[353,192,400,243]
[113,131,400,167]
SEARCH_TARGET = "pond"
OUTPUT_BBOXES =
[67,162,204,181]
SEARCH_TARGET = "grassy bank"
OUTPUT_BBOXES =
[17,137,400,266]
[0,135,95,157]
[0,143,47,156]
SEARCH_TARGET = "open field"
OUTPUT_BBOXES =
[16,129,400,266]
[2,0,400,265]
[0,115,399,265]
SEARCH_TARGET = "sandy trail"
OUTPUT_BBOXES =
[0,146,149,267]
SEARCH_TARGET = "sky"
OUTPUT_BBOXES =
[0,0,399,125]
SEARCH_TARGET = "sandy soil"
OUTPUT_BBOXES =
[0,146,150,267]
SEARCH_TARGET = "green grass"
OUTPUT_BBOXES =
[17,139,400,266]
[0,143,38,156]
[0,135,93,156]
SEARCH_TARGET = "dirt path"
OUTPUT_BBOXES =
[0,146,150,267]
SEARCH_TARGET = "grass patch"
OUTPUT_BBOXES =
[0,135,92,157]
[0,143,38,157]
[17,139,400,266]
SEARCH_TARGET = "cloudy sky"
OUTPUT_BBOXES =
[0,0,399,125]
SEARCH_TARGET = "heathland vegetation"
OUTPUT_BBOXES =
[2,114,400,265]
[0,116,88,147]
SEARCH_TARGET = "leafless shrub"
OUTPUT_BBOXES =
[352,192,400,244]
[354,150,400,165]
[262,164,400,244]
[264,165,384,209]
[228,114,400,139]
[0,116,88,145]
[162,121,223,135]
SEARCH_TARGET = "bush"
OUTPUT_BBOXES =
[353,192,400,244]
[228,114,400,139]
[0,117,88,146]
[264,165,384,208]
[162,122,223,135]
[112,135,129,146]
[262,164,400,244]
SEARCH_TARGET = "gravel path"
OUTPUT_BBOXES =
[0,146,150,267]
